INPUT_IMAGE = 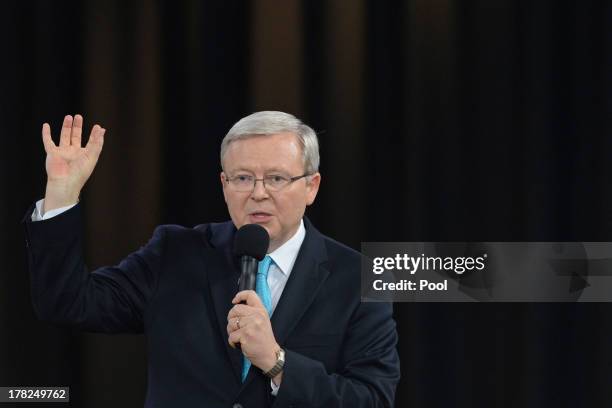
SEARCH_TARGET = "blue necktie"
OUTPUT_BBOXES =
[241,255,273,381]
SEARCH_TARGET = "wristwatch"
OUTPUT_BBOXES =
[263,348,285,378]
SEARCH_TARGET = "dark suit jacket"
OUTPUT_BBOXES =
[23,203,399,407]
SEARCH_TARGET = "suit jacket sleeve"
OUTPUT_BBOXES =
[273,301,399,407]
[23,202,163,333]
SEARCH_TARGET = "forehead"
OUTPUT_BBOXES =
[223,132,304,173]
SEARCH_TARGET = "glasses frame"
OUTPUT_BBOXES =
[223,173,311,192]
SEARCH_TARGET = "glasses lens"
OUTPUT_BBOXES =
[231,175,254,191]
[264,175,289,191]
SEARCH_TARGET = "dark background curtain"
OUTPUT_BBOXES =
[1,0,611,406]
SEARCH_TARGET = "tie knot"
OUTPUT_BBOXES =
[258,255,273,278]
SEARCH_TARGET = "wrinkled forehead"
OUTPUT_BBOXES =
[222,132,304,173]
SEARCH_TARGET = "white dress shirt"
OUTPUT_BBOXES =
[31,198,305,395]
[31,199,77,221]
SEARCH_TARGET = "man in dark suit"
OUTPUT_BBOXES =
[23,111,400,407]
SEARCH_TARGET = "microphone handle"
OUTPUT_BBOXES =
[238,255,258,292]
[236,255,258,350]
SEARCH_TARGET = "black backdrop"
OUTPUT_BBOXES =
[1,1,611,407]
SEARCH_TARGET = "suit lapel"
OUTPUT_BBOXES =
[270,218,329,346]
[198,222,244,383]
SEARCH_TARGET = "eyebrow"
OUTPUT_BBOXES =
[263,167,291,173]
[227,167,291,174]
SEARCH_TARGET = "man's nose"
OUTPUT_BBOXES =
[250,179,269,200]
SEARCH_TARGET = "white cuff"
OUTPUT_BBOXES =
[31,199,77,222]
[270,378,280,396]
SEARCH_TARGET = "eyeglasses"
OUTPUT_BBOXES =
[224,173,310,192]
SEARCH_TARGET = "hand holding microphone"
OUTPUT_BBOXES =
[227,224,282,374]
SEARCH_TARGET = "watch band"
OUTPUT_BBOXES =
[264,348,285,378]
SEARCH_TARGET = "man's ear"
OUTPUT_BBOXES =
[305,172,321,205]
[220,172,228,203]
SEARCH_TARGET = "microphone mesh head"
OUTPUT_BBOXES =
[233,224,270,260]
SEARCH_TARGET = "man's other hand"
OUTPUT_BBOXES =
[42,114,106,214]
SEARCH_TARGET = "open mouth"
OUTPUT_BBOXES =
[249,212,272,222]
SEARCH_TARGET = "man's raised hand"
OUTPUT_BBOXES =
[42,114,106,213]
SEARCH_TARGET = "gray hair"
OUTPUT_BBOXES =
[220,111,320,174]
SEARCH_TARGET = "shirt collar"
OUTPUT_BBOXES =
[267,219,306,276]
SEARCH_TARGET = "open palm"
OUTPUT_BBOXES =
[41,115,105,213]
[42,114,105,187]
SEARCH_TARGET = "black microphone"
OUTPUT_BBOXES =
[234,224,270,293]
[232,224,269,350]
